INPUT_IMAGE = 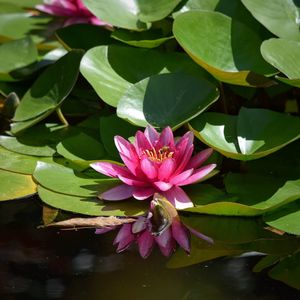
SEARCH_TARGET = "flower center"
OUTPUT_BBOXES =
[143,146,174,163]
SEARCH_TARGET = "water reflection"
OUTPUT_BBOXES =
[0,199,299,300]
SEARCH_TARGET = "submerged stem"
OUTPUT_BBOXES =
[56,107,69,126]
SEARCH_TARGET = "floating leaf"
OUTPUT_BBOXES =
[33,161,119,197]
[261,38,300,88]
[241,0,300,41]
[253,255,281,273]
[13,50,83,122]
[37,185,147,217]
[80,45,213,107]
[173,10,276,86]
[189,107,300,160]
[0,169,36,201]
[42,205,59,225]
[83,0,181,30]
[117,72,219,128]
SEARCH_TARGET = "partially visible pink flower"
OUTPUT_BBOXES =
[96,195,213,258]
[91,126,216,210]
[36,0,109,26]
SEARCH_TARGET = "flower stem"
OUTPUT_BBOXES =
[56,107,69,126]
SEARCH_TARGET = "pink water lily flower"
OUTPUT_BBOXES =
[96,194,213,258]
[91,126,216,210]
[36,0,109,26]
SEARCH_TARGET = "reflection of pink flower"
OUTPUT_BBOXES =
[91,126,216,209]
[36,0,108,26]
[96,196,213,258]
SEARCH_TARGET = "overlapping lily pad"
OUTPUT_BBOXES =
[80,45,214,107]
[173,10,276,86]
[261,38,300,88]
[117,72,219,128]
[189,107,300,160]
[83,0,181,30]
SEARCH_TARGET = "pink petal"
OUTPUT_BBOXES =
[155,228,175,257]
[162,186,193,209]
[157,127,174,149]
[170,168,194,185]
[114,224,135,252]
[171,219,190,253]
[119,152,143,177]
[137,230,155,258]
[140,157,158,180]
[186,225,214,244]
[132,187,155,200]
[158,158,176,181]
[153,181,173,191]
[186,148,214,169]
[144,126,159,145]
[174,136,194,174]
[95,226,116,234]
[178,164,217,186]
[135,130,152,156]
[118,174,148,187]
[176,131,194,146]
[132,217,148,234]
[90,161,128,178]
[100,184,133,200]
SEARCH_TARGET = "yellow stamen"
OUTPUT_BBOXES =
[143,146,174,163]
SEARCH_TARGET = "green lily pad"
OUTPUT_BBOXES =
[117,72,219,128]
[0,37,37,81]
[241,0,300,41]
[56,24,112,51]
[189,107,300,160]
[37,185,147,217]
[173,10,276,86]
[111,29,173,48]
[264,201,300,236]
[33,161,120,197]
[13,50,83,122]
[80,45,213,107]
[261,38,300,88]
[83,0,181,30]
[0,169,36,201]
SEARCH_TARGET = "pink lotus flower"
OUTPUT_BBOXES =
[36,0,109,26]
[96,194,213,258]
[91,126,216,209]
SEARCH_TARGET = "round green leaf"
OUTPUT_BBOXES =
[173,10,276,86]
[33,161,119,197]
[0,37,37,81]
[13,50,83,122]
[0,169,36,201]
[189,107,300,160]
[261,38,300,88]
[37,185,147,217]
[80,45,214,107]
[242,0,300,41]
[83,0,181,30]
[118,72,219,128]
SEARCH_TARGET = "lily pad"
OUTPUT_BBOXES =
[173,10,276,86]
[117,72,219,128]
[0,169,36,201]
[189,107,300,160]
[33,161,119,197]
[37,185,147,217]
[261,38,300,88]
[13,50,83,122]
[80,45,213,107]
[83,0,181,30]
[241,0,300,41]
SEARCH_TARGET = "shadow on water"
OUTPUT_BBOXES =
[0,198,299,300]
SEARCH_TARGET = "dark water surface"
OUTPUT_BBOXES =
[0,199,300,300]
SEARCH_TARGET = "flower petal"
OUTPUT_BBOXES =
[114,224,135,252]
[114,135,137,159]
[137,230,155,258]
[135,130,152,156]
[153,181,173,191]
[140,157,158,180]
[186,225,214,244]
[100,184,133,200]
[170,168,194,185]
[90,161,128,178]
[144,126,159,145]
[186,148,214,169]
[157,127,174,149]
[132,187,155,200]
[132,217,148,234]
[118,174,148,187]
[158,158,175,181]
[178,164,217,186]
[162,186,193,209]
[95,226,116,234]
[155,228,175,257]
[172,219,190,253]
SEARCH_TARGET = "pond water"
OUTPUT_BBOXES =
[1,199,300,300]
